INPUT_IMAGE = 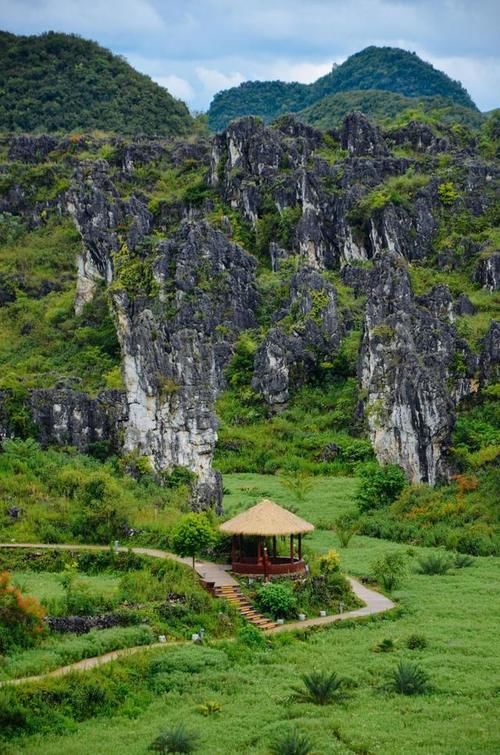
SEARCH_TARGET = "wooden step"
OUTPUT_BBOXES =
[214,586,276,632]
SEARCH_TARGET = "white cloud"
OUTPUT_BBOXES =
[264,60,335,84]
[195,67,245,96]
[413,49,500,110]
[153,74,194,102]
[1,0,167,36]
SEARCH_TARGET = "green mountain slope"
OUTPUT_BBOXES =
[208,45,478,131]
[0,31,193,136]
[297,90,485,131]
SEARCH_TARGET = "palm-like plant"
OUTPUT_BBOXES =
[291,670,346,705]
[279,470,313,504]
[148,724,198,754]
[416,552,453,575]
[334,513,359,548]
[374,637,396,653]
[270,731,313,755]
[387,660,430,695]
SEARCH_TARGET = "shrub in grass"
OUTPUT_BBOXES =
[386,660,430,695]
[453,552,475,568]
[256,582,296,619]
[0,571,46,652]
[270,730,314,755]
[415,552,453,575]
[237,623,268,649]
[371,552,407,591]
[197,700,222,716]
[148,723,199,753]
[291,670,347,704]
[373,638,396,653]
[406,634,428,650]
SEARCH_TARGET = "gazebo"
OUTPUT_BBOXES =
[220,499,314,577]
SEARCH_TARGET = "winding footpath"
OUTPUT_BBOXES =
[0,542,394,687]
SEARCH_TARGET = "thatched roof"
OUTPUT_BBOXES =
[220,499,314,536]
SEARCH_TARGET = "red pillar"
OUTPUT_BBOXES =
[290,534,294,563]
[298,533,302,560]
[273,536,277,559]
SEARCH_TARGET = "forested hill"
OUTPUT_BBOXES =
[297,91,485,131]
[0,31,193,136]
[208,46,478,131]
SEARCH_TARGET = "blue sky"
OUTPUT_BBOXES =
[1,0,499,112]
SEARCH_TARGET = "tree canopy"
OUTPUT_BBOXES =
[0,31,193,136]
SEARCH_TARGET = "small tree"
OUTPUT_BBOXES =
[371,551,407,591]
[356,463,407,512]
[171,514,214,572]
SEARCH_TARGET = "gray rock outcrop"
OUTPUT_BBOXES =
[360,254,476,484]
[111,220,258,509]
[252,268,342,409]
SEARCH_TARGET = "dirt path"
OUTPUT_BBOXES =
[0,541,238,587]
[0,642,170,687]
[0,542,395,686]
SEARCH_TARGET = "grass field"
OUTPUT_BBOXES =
[10,571,121,608]
[2,475,498,754]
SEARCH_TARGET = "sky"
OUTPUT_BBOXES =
[1,0,499,112]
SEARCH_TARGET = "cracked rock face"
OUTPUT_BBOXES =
[0,389,128,453]
[111,221,258,510]
[340,112,389,157]
[67,160,152,314]
[252,268,342,409]
[360,254,477,484]
[474,252,500,292]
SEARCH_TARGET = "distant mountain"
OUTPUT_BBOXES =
[0,31,193,136]
[208,46,478,131]
[297,90,485,131]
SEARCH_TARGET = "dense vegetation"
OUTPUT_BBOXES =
[208,46,478,131]
[0,31,192,136]
[297,90,485,131]
[0,439,190,546]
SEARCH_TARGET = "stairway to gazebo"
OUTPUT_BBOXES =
[214,585,277,631]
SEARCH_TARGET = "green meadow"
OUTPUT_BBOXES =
[1,475,498,754]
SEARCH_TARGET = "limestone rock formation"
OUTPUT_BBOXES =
[474,252,500,292]
[359,254,476,484]
[340,112,388,157]
[253,268,342,409]
[67,160,152,314]
[111,220,258,509]
[0,389,128,453]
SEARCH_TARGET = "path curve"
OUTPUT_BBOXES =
[0,542,395,685]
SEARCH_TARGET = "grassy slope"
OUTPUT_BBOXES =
[10,571,120,607]
[4,475,498,754]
